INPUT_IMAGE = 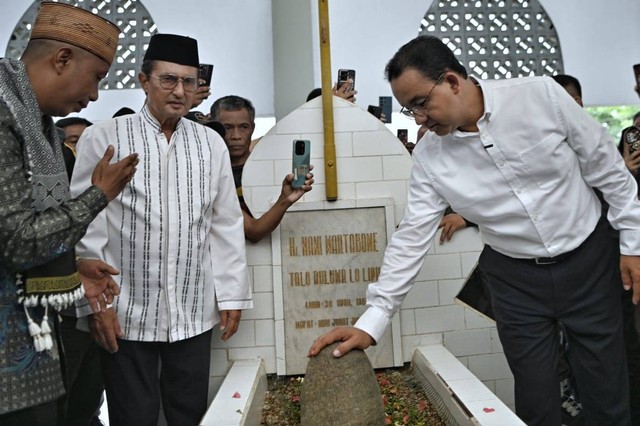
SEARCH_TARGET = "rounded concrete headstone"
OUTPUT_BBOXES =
[301,343,386,425]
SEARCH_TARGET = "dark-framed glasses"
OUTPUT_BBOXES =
[148,74,199,92]
[400,72,445,118]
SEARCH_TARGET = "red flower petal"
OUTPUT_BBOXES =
[232,391,241,398]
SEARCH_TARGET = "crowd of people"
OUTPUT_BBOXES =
[1,2,639,426]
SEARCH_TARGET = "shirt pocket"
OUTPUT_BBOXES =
[518,133,570,191]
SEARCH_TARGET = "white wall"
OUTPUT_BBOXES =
[0,0,275,123]
[1,0,638,124]
[539,0,640,107]
[309,0,640,109]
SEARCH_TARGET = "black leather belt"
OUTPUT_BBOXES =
[521,224,601,265]
[530,252,574,265]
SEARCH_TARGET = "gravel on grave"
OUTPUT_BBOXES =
[261,363,445,425]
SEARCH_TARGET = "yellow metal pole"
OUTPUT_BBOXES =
[318,0,337,201]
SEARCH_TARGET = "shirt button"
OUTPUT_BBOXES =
[533,215,538,221]
[498,161,505,167]
[516,188,522,194]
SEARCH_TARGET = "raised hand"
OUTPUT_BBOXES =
[333,79,357,103]
[192,83,211,108]
[623,149,640,175]
[91,145,139,201]
[280,165,314,205]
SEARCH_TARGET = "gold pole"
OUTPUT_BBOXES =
[318,0,337,201]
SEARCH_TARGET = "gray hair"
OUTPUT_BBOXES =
[210,95,255,123]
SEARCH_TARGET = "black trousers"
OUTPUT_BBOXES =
[100,330,212,426]
[58,316,104,426]
[0,400,58,426]
[479,222,631,426]
[622,286,640,425]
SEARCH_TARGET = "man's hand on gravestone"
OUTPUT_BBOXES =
[307,326,375,358]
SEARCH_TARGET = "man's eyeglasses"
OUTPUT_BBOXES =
[148,74,199,92]
[399,73,445,118]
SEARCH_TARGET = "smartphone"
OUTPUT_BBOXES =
[367,105,382,119]
[292,139,311,188]
[397,129,408,143]
[634,64,640,87]
[198,63,214,87]
[624,126,640,155]
[337,69,356,91]
[379,96,392,124]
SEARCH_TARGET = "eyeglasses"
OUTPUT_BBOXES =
[400,73,445,118]
[148,74,199,92]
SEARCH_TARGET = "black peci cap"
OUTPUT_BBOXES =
[143,33,199,67]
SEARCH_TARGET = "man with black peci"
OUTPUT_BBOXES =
[71,34,252,424]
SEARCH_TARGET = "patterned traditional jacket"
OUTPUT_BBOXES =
[0,65,107,414]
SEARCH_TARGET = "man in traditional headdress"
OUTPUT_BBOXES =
[0,2,139,425]
[70,33,252,424]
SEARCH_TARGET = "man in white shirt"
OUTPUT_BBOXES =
[70,34,251,425]
[309,35,640,425]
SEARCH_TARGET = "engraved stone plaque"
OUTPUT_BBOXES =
[280,207,396,374]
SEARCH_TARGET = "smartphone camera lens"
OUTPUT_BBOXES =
[295,140,305,155]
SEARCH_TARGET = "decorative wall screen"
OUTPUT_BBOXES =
[5,0,157,90]
[419,0,563,79]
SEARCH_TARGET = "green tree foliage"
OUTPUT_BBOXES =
[586,105,639,143]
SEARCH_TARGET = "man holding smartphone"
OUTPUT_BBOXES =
[309,35,640,425]
[210,95,313,243]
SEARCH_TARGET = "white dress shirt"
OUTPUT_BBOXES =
[356,76,640,343]
[70,107,252,342]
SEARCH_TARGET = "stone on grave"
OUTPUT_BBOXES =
[301,342,386,425]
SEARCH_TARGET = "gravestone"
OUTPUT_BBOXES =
[301,342,386,425]
[279,205,398,374]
